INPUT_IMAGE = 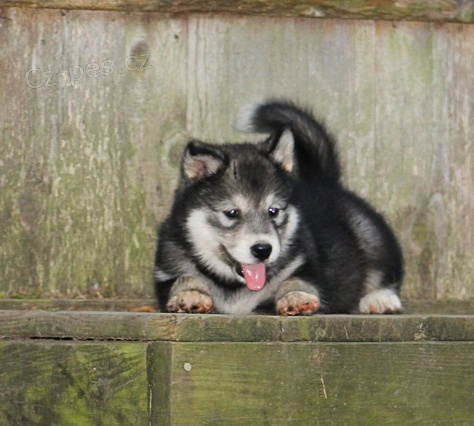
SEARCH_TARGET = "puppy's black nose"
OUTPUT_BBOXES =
[251,243,272,261]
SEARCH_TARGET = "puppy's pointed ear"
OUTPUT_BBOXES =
[182,140,226,181]
[268,128,295,173]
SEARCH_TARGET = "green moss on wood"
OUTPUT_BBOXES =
[0,342,149,425]
[1,310,474,342]
[151,341,474,424]
[2,0,474,23]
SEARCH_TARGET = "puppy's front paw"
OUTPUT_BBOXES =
[167,290,213,314]
[277,291,320,316]
[359,288,402,314]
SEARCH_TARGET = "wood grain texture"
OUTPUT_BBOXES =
[0,297,470,314]
[151,341,474,425]
[0,298,155,311]
[0,341,149,425]
[1,0,474,23]
[373,22,474,301]
[0,8,187,297]
[2,338,471,424]
[0,9,473,300]
[1,310,474,342]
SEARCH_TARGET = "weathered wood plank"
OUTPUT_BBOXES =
[1,310,473,342]
[440,23,474,300]
[1,0,474,23]
[1,326,472,425]
[0,341,149,425]
[373,21,474,299]
[0,298,154,311]
[0,310,177,341]
[0,8,187,297]
[148,340,172,425]
[374,22,440,300]
[0,298,470,314]
[150,341,474,425]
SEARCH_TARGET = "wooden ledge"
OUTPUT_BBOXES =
[1,0,474,23]
[1,310,473,342]
[1,307,473,423]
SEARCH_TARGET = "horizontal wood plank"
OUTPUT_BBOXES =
[1,310,473,342]
[0,298,472,314]
[151,341,474,425]
[0,298,155,311]
[1,0,474,23]
[0,341,149,425]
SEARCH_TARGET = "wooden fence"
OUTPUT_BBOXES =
[0,2,473,303]
[1,3,473,425]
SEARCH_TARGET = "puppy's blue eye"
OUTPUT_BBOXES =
[268,207,280,218]
[224,209,240,219]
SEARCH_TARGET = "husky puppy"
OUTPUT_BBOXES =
[154,101,403,315]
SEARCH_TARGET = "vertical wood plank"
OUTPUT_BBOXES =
[374,21,440,299]
[439,24,474,300]
[0,341,149,425]
[0,8,187,296]
[372,21,474,299]
[148,342,173,426]
[161,342,474,425]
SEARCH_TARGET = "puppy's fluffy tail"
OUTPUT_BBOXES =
[237,100,341,182]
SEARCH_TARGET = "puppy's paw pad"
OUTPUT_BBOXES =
[167,290,213,314]
[277,291,320,316]
[359,289,402,314]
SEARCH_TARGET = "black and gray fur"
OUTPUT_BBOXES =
[154,100,403,315]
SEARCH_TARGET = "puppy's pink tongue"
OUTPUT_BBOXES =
[241,263,266,291]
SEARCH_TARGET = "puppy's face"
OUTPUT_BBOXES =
[182,132,299,290]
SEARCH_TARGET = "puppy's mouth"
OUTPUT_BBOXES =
[220,245,266,291]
